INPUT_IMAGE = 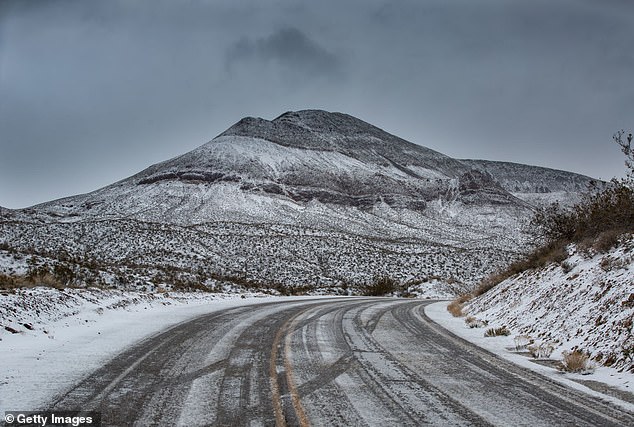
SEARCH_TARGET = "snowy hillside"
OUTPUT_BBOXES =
[462,159,600,206]
[0,110,600,293]
[463,237,634,373]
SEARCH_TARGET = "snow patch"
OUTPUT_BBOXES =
[0,287,318,414]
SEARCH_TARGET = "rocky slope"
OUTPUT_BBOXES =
[0,110,599,293]
[461,159,599,206]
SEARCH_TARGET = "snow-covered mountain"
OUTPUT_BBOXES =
[0,110,599,293]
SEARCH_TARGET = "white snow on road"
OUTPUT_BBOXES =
[4,284,632,418]
[0,288,319,414]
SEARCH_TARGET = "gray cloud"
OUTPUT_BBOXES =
[1,0,633,208]
[226,27,343,80]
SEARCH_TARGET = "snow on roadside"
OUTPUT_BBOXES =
[464,239,634,373]
[424,233,634,412]
[426,301,634,412]
[0,287,312,414]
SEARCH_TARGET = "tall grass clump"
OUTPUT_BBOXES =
[561,350,595,374]
[446,293,472,317]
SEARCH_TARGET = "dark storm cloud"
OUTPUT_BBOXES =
[226,27,343,79]
[1,0,633,208]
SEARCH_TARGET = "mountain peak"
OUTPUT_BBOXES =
[217,110,463,173]
[271,109,357,129]
[219,109,385,146]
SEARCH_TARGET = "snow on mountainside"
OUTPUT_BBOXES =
[0,110,601,293]
[462,159,601,206]
[29,110,528,223]
[463,238,634,373]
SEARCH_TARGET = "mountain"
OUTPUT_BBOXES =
[0,110,599,294]
[460,159,599,206]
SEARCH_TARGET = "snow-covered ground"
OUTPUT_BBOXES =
[0,288,319,414]
[464,238,634,373]
[4,281,632,417]
[424,237,634,411]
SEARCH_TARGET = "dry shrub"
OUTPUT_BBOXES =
[593,229,622,252]
[456,293,472,304]
[0,273,16,289]
[560,261,574,273]
[447,300,464,317]
[0,272,68,290]
[528,342,554,358]
[469,177,634,298]
[471,242,568,297]
[447,292,473,317]
[472,274,505,298]
[562,350,595,373]
[364,275,399,296]
[531,181,634,245]
[484,326,510,337]
[513,335,533,350]
[465,316,488,328]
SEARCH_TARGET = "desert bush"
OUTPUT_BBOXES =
[599,255,629,272]
[447,300,464,317]
[592,229,622,252]
[514,335,533,350]
[472,242,568,296]
[472,274,504,298]
[475,178,633,297]
[560,261,574,274]
[561,350,595,374]
[0,273,16,289]
[484,326,510,337]
[613,129,634,177]
[465,132,634,297]
[465,316,488,328]
[531,181,634,247]
[447,293,473,317]
[364,275,399,296]
[528,342,555,358]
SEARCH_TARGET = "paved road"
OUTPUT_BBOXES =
[50,298,634,426]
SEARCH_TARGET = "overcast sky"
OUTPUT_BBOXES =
[1,0,633,208]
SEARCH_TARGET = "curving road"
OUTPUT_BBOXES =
[50,298,634,426]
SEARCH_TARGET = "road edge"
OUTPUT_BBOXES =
[424,300,634,413]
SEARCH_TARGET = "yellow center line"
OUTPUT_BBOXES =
[284,315,310,427]
[269,309,311,427]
